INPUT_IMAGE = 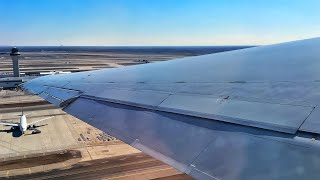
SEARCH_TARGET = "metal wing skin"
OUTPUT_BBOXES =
[21,38,320,180]
[27,116,54,126]
[0,122,19,127]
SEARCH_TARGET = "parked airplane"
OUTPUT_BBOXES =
[0,112,54,134]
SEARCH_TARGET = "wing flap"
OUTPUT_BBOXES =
[36,87,80,107]
[83,89,170,108]
[189,131,320,180]
[299,107,320,133]
[23,79,314,134]
[63,97,320,180]
[157,94,313,134]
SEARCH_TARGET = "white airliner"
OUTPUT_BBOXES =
[0,112,54,134]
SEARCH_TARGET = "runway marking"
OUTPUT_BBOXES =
[85,147,93,160]
[105,167,174,180]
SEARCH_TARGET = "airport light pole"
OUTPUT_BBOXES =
[10,47,21,77]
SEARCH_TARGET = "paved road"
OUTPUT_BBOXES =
[2,153,191,180]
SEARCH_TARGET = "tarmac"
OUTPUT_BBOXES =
[0,51,193,179]
[1,153,191,180]
[0,90,190,179]
[0,91,80,158]
[0,51,186,74]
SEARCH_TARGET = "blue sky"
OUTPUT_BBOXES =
[0,0,319,46]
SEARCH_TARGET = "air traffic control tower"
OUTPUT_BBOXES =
[0,47,34,90]
[10,47,21,77]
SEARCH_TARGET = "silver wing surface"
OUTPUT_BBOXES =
[21,38,320,180]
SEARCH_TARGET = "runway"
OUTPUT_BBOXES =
[2,153,191,180]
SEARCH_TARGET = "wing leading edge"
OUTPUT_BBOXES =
[0,122,19,127]
[21,37,320,180]
[28,116,54,126]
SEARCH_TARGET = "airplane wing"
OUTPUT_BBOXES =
[0,122,19,127]
[21,38,320,180]
[27,116,54,126]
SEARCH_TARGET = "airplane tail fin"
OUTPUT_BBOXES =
[15,111,23,116]
[17,111,30,116]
